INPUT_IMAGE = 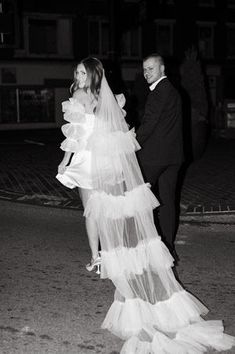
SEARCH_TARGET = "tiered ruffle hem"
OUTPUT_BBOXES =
[56,92,235,353]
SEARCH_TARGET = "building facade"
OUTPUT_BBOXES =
[0,0,235,130]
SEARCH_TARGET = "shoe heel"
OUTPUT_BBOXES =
[86,263,94,272]
[96,264,101,275]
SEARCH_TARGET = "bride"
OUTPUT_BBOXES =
[56,56,235,353]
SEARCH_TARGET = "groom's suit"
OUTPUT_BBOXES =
[136,77,184,253]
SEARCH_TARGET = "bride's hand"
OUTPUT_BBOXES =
[58,164,66,174]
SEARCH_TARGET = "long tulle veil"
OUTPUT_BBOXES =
[83,73,235,353]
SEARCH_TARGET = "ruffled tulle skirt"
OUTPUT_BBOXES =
[57,94,235,354]
[83,184,235,354]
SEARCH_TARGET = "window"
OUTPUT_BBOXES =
[197,22,215,59]
[227,0,235,8]
[198,0,214,6]
[224,100,235,128]
[19,88,54,123]
[121,27,141,58]
[88,18,110,57]
[0,88,17,123]
[155,20,175,56]
[19,13,73,58]
[1,67,16,83]
[0,0,18,48]
[28,19,57,55]
[227,23,235,58]
[0,87,54,124]
[159,0,175,5]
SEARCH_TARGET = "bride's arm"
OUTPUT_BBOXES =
[58,90,88,174]
[58,151,72,174]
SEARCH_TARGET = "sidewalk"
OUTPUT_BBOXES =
[179,132,235,223]
[0,128,235,223]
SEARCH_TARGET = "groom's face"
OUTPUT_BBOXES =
[143,57,165,85]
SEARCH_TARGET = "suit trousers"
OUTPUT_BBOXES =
[140,162,181,252]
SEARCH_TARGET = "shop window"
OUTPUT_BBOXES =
[0,88,17,123]
[19,88,54,123]
[224,100,235,128]
[0,87,54,124]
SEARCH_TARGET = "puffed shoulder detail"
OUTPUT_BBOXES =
[62,98,86,123]
[62,97,85,113]
[115,93,126,109]
[115,93,126,117]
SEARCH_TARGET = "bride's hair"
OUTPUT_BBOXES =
[70,57,103,99]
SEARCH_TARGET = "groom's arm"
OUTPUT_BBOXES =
[136,85,168,145]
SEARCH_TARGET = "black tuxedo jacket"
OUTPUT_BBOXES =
[136,78,184,166]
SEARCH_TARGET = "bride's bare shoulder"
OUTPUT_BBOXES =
[72,89,96,113]
[72,89,87,103]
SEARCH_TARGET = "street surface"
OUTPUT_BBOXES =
[1,134,235,217]
[0,201,235,354]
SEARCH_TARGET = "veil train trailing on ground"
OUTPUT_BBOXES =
[58,74,235,353]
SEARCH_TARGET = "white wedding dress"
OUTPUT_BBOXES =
[56,81,235,354]
[56,98,95,190]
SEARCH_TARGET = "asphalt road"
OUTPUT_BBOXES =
[0,200,235,354]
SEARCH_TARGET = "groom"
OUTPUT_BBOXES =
[136,53,184,262]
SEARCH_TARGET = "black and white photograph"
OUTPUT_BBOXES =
[0,1,235,353]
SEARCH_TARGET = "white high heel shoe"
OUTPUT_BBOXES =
[86,252,101,274]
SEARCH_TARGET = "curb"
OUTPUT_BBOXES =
[180,212,235,224]
[185,204,235,214]
[1,190,235,224]
[0,190,83,211]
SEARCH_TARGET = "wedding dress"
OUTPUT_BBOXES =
[56,98,95,190]
[56,76,235,353]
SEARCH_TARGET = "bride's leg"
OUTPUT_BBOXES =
[85,217,99,260]
[79,188,99,260]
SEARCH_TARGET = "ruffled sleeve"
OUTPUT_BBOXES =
[115,93,126,117]
[60,98,88,153]
[115,93,125,108]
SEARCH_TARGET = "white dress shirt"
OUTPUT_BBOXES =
[149,76,167,91]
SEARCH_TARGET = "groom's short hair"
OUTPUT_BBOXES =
[143,53,164,66]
